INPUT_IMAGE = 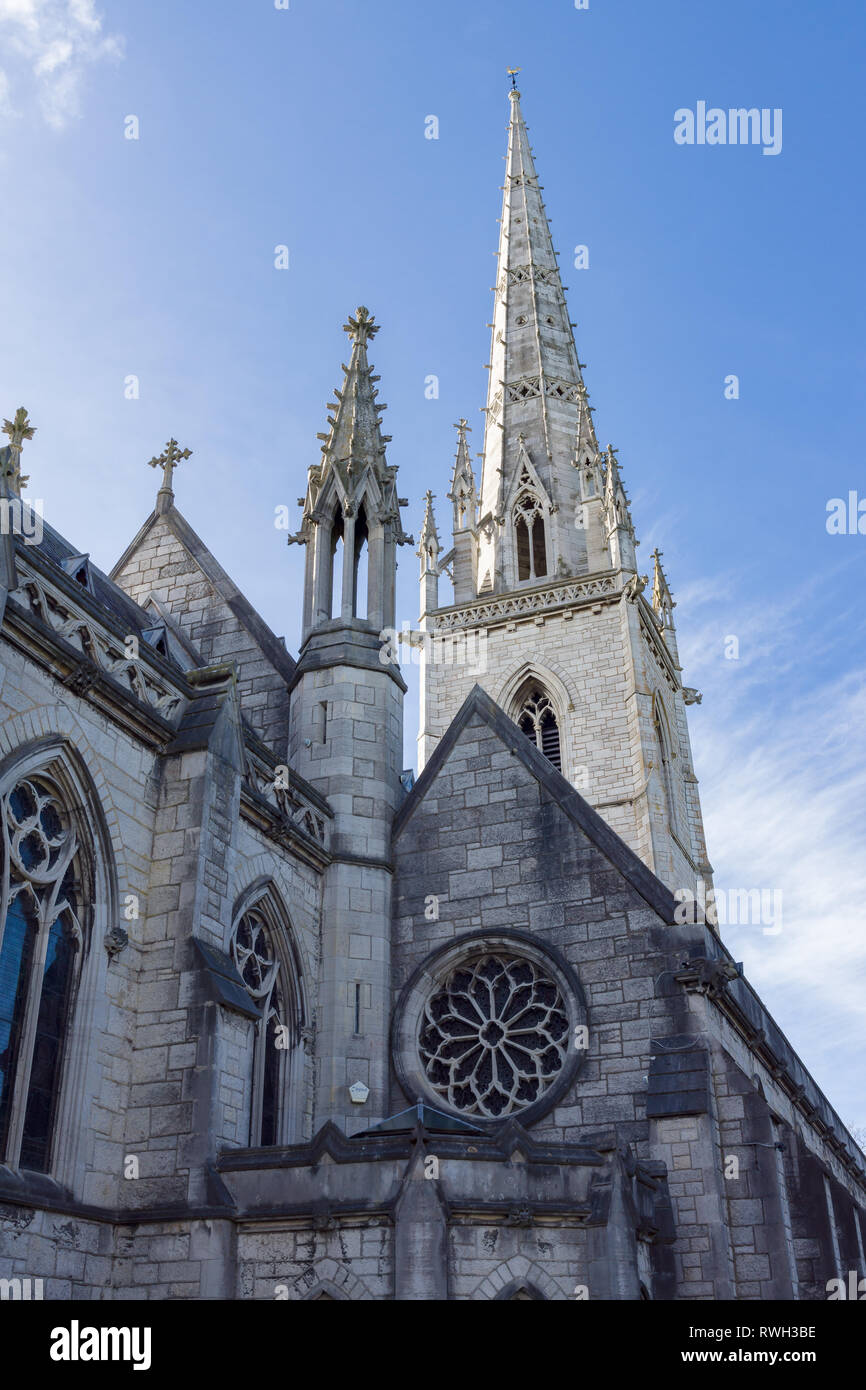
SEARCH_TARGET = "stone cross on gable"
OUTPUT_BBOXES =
[343,305,379,348]
[148,438,192,512]
[2,407,35,493]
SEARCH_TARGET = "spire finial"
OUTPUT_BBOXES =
[507,67,521,95]
[343,305,379,348]
[2,407,35,493]
[148,437,192,513]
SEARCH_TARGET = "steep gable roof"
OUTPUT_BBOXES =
[395,683,678,924]
[110,503,296,685]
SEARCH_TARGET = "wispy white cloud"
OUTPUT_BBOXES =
[0,0,122,129]
[680,569,866,1131]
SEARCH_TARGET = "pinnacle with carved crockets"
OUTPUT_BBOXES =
[1,407,36,492]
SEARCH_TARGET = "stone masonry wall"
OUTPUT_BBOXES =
[114,516,291,757]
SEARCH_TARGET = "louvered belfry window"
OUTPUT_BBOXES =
[517,688,561,770]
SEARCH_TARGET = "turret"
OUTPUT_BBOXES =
[288,306,413,1130]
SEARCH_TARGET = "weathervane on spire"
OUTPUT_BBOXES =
[507,67,521,91]
[148,437,192,511]
[343,305,379,348]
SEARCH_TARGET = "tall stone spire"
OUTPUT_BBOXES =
[419,83,713,903]
[476,82,589,593]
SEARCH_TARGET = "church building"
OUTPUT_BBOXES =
[0,86,863,1301]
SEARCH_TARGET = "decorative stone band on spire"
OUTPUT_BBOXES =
[148,438,193,515]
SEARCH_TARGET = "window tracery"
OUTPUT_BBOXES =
[418,954,569,1118]
[0,775,85,1171]
[517,687,561,770]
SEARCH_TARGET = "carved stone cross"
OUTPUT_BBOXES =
[148,438,192,500]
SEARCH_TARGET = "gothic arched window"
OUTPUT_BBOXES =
[231,897,304,1147]
[329,506,345,620]
[517,687,561,771]
[514,493,548,582]
[0,774,86,1172]
[353,504,369,621]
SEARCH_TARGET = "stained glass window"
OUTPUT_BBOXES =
[0,777,84,1172]
[232,907,286,1147]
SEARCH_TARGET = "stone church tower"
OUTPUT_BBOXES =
[419,85,711,898]
[0,85,864,1304]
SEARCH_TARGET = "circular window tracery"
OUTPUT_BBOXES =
[232,909,277,999]
[418,953,569,1118]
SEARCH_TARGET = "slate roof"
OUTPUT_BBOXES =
[22,517,179,657]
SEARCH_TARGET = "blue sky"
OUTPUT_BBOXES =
[0,0,864,1130]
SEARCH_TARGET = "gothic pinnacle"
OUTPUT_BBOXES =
[1,407,35,494]
[418,491,440,556]
[343,305,379,347]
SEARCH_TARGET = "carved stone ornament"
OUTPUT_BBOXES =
[104,924,129,958]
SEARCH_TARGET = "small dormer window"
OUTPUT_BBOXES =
[141,624,169,659]
[60,554,94,594]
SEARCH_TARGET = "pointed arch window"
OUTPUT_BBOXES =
[353,504,369,620]
[0,774,87,1172]
[231,896,305,1147]
[329,506,345,620]
[517,687,561,771]
[514,493,548,582]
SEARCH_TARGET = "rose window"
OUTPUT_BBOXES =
[419,954,569,1118]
